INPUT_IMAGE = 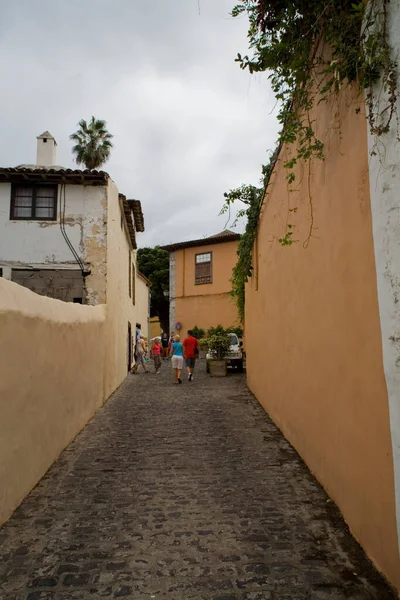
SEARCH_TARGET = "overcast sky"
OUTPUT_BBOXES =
[0,0,279,247]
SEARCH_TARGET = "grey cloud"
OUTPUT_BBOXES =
[0,0,279,247]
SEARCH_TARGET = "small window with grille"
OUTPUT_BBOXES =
[10,184,58,220]
[195,252,212,285]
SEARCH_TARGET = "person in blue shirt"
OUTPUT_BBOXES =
[170,334,184,384]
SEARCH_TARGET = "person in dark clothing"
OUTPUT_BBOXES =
[161,332,169,359]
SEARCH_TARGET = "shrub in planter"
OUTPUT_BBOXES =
[227,325,244,339]
[207,326,231,377]
[191,325,205,340]
[207,331,231,360]
[198,337,208,359]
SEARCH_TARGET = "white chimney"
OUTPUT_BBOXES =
[36,131,57,166]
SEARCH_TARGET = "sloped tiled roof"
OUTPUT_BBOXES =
[0,166,108,185]
[119,196,145,249]
[128,199,145,233]
[120,194,137,249]
[161,230,240,252]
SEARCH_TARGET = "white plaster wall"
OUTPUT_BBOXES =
[0,182,106,266]
[103,180,147,396]
[367,0,400,553]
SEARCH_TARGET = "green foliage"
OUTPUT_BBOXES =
[199,338,209,352]
[70,116,113,170]
[227,325,244,338]
[137,246,169,332]
[233,0,397,169]
[221,148,279,321]
[206,325,232,360]
[224,0,397,321]
[191,325,205,339]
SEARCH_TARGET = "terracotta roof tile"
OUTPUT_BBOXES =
[0,166,108,185]
[127,199,145,233]
[161,230,240,252]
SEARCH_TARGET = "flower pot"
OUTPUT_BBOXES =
[209,359,227,377]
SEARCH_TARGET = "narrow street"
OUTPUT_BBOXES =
[0,362,396,600]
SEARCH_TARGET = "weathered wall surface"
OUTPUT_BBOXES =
[245,83,400,590]
[0,278,106,525]
[11,268,84,302]
[82,186,108,306]
[173,241,239,333]
[0,183,108,305]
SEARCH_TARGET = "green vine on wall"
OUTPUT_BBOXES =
[221,148,280,321]
[223,0,398,321]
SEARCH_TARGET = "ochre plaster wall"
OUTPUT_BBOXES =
[173,241,239,333]
[175,294,238,335]
[103,181,144,397]
[0,278,105,525]
[245,87,400,590]
[150,316,162,339]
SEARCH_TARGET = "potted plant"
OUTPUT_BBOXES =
[206,327,231,377]
[198,336,208,359]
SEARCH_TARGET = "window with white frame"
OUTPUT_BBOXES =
[195,252,212,285]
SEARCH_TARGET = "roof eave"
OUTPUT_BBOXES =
[161,233,241,253]
[120,194,137,250]
[127,199,145,232]
[138,271,152,287]
[0,167,109,186]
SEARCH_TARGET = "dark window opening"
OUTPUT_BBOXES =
[73,297,83,304]
[0,268,3,278]
[43,138,47,143]
[10,184,57,221]
[195,252,212,285]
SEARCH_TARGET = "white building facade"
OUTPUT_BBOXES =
[0,131,149,386]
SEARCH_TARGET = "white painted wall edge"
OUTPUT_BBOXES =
[367,0,400,555]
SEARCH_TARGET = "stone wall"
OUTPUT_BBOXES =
[11,268,84,303]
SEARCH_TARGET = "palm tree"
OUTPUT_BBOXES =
[70,116,113,170]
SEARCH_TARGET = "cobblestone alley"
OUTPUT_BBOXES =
[0,362,396,600]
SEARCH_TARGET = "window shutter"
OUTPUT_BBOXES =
[195,253,212,284]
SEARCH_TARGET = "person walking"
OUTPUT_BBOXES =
[183,329,199,381]
[131,335,150,374]
[170,334,184,384]
[152,337,162,374]
[161,332,169,360]
[168,332,175,354]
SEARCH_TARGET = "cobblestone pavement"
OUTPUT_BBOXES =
[0,361,397,600]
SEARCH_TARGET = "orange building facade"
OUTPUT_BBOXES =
[162,231,240,336]
[244,69,400,591]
